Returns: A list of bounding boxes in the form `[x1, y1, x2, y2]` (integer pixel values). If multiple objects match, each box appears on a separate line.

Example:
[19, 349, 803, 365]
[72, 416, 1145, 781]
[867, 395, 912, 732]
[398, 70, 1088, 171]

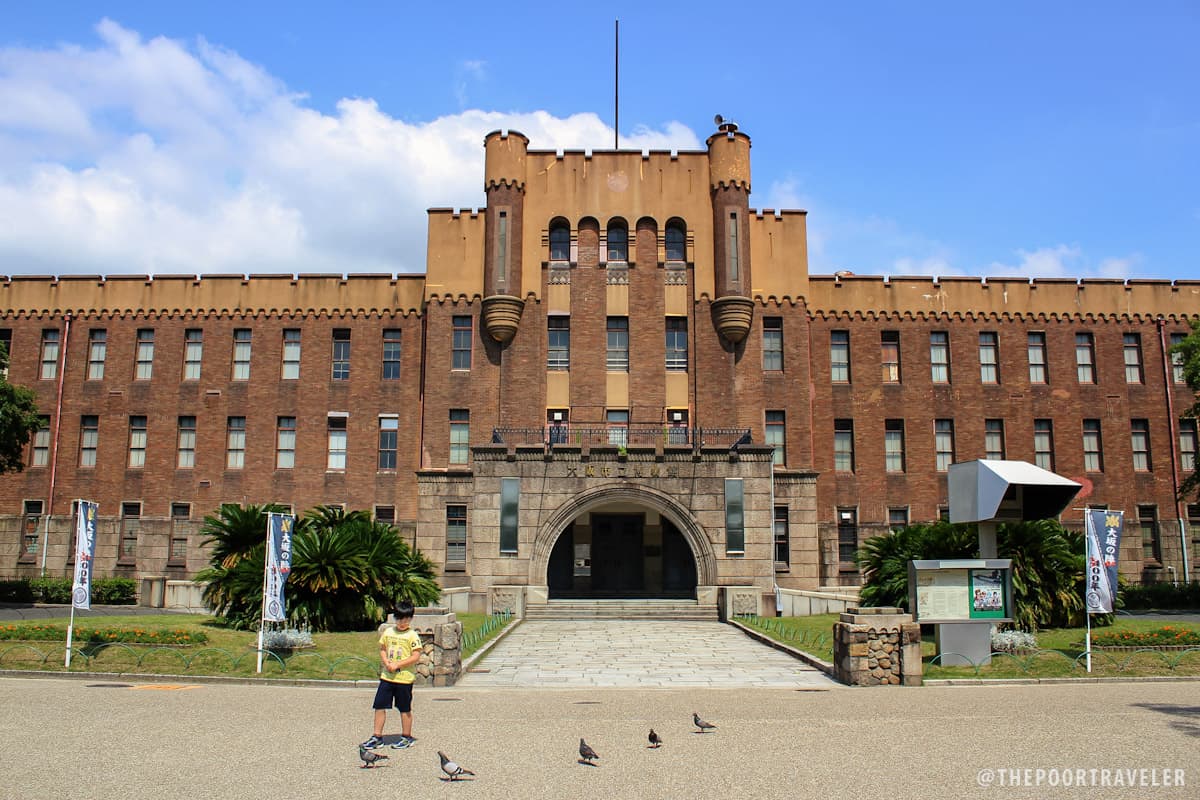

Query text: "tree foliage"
[0, 343, 42, 476]
[1170, 319, 1200, 502]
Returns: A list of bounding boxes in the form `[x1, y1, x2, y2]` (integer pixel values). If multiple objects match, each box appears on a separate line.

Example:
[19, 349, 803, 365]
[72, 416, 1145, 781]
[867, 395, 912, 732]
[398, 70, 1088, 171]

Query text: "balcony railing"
[491, 425, 752, 450]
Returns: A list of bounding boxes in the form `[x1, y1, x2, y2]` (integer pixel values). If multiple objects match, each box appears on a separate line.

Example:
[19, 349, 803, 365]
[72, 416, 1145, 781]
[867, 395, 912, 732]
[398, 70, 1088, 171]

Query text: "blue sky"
[1, 2, 1197, 279]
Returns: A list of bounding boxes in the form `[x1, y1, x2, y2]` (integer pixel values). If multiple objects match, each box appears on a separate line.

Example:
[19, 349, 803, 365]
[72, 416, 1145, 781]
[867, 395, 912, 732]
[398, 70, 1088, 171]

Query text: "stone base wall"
[833, 607, 922, 687]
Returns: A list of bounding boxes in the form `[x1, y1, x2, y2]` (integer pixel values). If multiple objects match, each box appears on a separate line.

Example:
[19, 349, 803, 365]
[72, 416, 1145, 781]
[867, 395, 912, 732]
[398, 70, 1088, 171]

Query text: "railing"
[492, 425, 752, 449]
[461, 610, 513, 657]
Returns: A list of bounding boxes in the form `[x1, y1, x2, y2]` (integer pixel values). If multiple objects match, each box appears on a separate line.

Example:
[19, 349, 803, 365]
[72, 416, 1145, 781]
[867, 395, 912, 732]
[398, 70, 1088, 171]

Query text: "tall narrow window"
[1139, 505, 1161, 563]
[665, 318, 688, 371]
[381, 329, 402, 380]
[500, 477, 520, 554]
[276, 416, 296, 469]
[0, 329, 11, 378]
[837, 508, 858, 564]
[727, 212, 740, 281]
[1082, 419, 1103, 472]
[1131, 419, 1151, 471]
[765, 410, 786, 466]
[327, 415, 347, 470]
[549, 220, 571, 262]
[183, 329, 203, 380]
[607, 219, 628, 262]
[1170, 333, 1187, 384]
[889, 507, 910, 531]
[1034, 419, 1054, 471]
[1190, 505, 1200, 581]
[935, 419, 955, 472]
[496, 210, 508, 281]
[177, 416, 196, 469]
[21, 500, 42, 559]
[1179, 418, 1197, 472]
[231, 328, 252, 380]
[834, 419, 854, 472]
[1076, 333, 1096, 383]
[80, 415, 99, 468]
[118, 502, 141, 564]
[449, 409, 469, 464]
[226, 416, 246, 469]
[762, 317, 783, 371]
[881, 331, 901, 383]
[665, 220, 686, 262]
[984, 419, 1005, 460]
[1123, 333, 1144, 384]
[378, 416, 398, 470]
[606, 410, 629, 447]
[1027, 332, 1047, 384]
[979, 332, 999, 384]
[40, 329, 59, 380]
[774, 506, 790, 566]
[667, 409, 689, 445]
[87, 330, 106, 380]
[452, 315, 472, 370]
[135, 329, 155, 380]
[127, 415, 147, 468]
[725, 478, 745, 554]
[548, 409, 569, 444]
[281, 329, 301, 380]
[830, 330, 850, 383]
[31, 416, 50, 467]
[446, 505, 467, 568]
[606, 317, 629, 372]
[168, 503, 190, 567]
[547, 317, 570, 371]
[930, 331, 950, 383]
[331, 329, 351, 381]
[885, 419, 906, 473]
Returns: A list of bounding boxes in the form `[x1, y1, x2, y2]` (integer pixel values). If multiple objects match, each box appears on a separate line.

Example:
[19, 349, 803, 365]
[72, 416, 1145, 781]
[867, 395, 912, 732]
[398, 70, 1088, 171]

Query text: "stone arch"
[530, 483, 717, 587]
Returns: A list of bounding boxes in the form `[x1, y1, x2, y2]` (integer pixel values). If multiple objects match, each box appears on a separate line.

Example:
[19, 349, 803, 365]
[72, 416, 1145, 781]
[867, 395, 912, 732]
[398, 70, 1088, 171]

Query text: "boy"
[361, 602, 422, 750]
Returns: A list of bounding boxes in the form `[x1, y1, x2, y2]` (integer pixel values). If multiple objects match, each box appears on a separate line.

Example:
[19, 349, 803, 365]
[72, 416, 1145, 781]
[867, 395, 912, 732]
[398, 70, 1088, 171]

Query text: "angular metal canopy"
[949, 459, 1082, 524]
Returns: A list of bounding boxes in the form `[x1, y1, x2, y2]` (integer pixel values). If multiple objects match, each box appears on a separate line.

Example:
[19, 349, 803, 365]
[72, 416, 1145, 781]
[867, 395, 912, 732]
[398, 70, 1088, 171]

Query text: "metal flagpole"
[256, 511, 270, 674]
[1084, 506, 1092, 673]
[64, 499, 79, 669]
[613, 19, 619, 150]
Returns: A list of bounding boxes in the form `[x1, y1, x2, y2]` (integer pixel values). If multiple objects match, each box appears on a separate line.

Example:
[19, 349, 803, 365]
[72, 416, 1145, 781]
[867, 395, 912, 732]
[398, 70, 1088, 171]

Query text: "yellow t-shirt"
[379, 625, 422, 684]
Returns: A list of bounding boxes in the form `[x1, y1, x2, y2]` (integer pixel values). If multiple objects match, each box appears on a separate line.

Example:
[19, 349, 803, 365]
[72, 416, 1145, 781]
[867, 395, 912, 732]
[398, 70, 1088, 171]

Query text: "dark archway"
[547, 512, 698, 599]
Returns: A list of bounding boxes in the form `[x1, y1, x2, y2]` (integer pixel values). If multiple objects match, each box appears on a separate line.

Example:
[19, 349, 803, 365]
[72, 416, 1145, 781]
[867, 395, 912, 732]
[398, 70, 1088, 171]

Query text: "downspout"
[41, 312, 71, 576]
[1158, 318, 1188, 582]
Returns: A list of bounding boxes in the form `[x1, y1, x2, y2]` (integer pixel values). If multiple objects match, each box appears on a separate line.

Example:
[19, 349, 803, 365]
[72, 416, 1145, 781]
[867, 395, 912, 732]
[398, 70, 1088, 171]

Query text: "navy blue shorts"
[372, 680, 414, 712]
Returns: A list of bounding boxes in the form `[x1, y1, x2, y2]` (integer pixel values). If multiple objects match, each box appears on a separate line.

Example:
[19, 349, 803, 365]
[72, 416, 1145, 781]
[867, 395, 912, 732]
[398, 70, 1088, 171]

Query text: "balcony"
[491, 424, 751, 451]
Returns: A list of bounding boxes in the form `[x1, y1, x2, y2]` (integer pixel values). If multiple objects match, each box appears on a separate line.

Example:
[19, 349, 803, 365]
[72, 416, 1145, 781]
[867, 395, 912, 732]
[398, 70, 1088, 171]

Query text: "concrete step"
[524, 599, 719, 621]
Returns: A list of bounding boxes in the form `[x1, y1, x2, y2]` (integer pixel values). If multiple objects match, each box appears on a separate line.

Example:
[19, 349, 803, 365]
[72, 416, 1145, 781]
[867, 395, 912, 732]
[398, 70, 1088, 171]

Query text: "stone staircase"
[523, 598, 719, 621]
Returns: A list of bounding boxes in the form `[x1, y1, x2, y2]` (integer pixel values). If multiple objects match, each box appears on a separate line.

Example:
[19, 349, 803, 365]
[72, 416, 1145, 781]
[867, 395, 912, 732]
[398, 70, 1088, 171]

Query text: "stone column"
[832, 607, 922, 686]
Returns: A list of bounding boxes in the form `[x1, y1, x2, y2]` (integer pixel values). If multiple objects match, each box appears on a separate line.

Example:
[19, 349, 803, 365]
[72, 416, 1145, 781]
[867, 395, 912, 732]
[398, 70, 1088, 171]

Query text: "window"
[226, 416, 246, 469]
[1171, 333, 1187, 384]
[665, 220, 686, 262]
[774, 506, 790, 566]
[979, 332, 999, 383]
[135, 329, 155, 380]
[39, 329, 59, 380]
[607, 317, 629, 372]
[1027, 332, 1047, 384]
[87, 330, 106, 380]
[1131, 419, 1151, 471]
[725, 478, 745, 554]
[375, 506, 395, 525]
[1076, 333, 1096, 383]
[762, 317, 783, 371]
[452, 316, 472, 370]
[665, 318, 688, 371]
[885, 419, 905, 473]
[830, 331, 850, 382]
[765, 411, 786, 466]
[606, 409, 629, 447]
[1034, 419, 1055, 471]
[183, 329, 203, 380]
[667, 409, 689, 445]
[930, 331, 950, 383]
[446, 505, 467, 568]
[327, 415, 348, 470]
[889, 507, 910, 531]
[935, 419, 955, 472]
[331, 329, 351, 381]
[229, 329, 251, 380]
[276, 416, 296, 469]
[496, 210, 509, 282]
[449, 409, 469, 464]
[79, 415, 99, 468]
[881, 331, 901, 383]
[281, 329, 301, 380]
[607, 219, 628, 262]
[22, 500, 43, 559]
[177, 416, 196, 469]
[985, 419, 1005, 460]
[119, 502, 141, 564]
[31, 416, 50, 467]
[1191, 504, 1200, 581]
[169, 503, 190, 566]
[1083, 419, 1103, 472]
[127, 415, 147, 468]
[726, 211, 740, 282]
[1123, 333, 1144, 384]
[1139, 505, 1161, 563]
[382, 329, 402, 380]
[548, 409, 569, 445]
[500, 477, 520, 554]
[378, 416, 398, 470]
[547, 316, 570, 371]
[837, 508, 858, 564]
[549, 220, 571, 262]
[0, 329, 11, 378]
[833, 419, 854, 472]
[1181, 418, 1198, 472]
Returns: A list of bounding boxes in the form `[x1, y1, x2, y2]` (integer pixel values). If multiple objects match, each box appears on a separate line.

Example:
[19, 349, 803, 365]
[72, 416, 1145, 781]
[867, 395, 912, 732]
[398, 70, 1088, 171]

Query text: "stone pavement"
[460, 619, 837, 688]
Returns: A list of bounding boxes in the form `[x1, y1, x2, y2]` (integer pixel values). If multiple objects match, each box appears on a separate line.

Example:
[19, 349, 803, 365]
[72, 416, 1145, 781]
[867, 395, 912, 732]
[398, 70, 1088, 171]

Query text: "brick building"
[1, 120, 1196, 615]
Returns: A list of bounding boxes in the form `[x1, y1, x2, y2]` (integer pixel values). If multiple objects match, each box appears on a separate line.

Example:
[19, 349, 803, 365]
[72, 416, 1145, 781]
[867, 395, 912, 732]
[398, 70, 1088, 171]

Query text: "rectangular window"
[606, 317, 629, 372]
[231, 328, 252, 381]
[80, 415, 98, 468]
[449, 409, 469, 464]
[177, 416, 196, 469]
[830, 330, 850, 383]
[452, 315, 472, 370]
[837, 508, 858, 564]
[378, 416, 398, 470]
[331, 329, 351, 381]
[606, 409, 629, 447]
[327, 415, 347, 470]
[499, 477, 519, 554]
[276, 416, 296, 469]
[374, 506, 395, 525]
[1180, 418, 1198, 473]
[1131, 419, 1151, 471]
[30, 416, 50, 468]
[985, 419, 1006, 460]
[1027, 332, 1047, 384]
[881, 331, 901, 383]
[774, 506, 789, 566]
[548, 409, 569, 445]
[979, 331, 999, 384]
[665, 317, 688, 371]
[725, 478, 745, 554]
[834, 418, 854, 472]
[935, 419, 955, 472]
[547, 316, 570, 371]
[1076, 333, 1096, 383]
[168, 503, 190, 566]
[885, 419, 906, 473]
[765, 410, 786, 466]
[87, 329, 106, 380]
[1139, 505, 1161, 563]
[1171, 333, 1187, 384]
[497, 210, 509, 280]
[889, 507, 910, 531]
[1123, 333, 1144, 384]
[1083, 419, 1103, 472]
[1034, 419, 1054, 471]
[0, 329, 11, 378]
[226, 416, 246, 469]
[22, 500, 43, 559]
[128, 415, 147, 469]
[763, 317, 783, 371]
[135, 329, 155, 380]
[381, 329, 402, 380]
[281, 329, 301, 380]
[727, 212, 740, 282]
[666, 409, 689, 445]
[1190, 504, 1200, 581]
[446, 505, 467, 568]
[183, 329, 203, 381]
[118, 502, 141, 564]
[930, 331, 950, 383]
[40, 329, 59, 380]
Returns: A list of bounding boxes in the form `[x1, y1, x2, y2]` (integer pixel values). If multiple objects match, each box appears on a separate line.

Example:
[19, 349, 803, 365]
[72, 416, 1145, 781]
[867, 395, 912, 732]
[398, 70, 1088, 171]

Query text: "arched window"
[549, 220, 570, 262]
[665, 220, 686, 262]
[607, 219, 628, 263]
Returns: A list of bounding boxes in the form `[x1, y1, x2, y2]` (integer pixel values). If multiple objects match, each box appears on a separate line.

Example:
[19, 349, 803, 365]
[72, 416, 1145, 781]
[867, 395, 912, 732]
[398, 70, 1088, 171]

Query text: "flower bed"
[0, 623, 206, 646]
[1087, 625, 1200, 648]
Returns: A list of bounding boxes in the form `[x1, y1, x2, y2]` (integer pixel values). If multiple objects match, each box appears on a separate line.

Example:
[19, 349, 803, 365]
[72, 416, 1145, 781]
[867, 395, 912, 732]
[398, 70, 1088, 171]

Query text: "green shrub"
[92, 577, 137, 604]
[1119, 581, 1200, 610]
[0, 623, 207, 645]
[0, 580, 34, 602]
[28, 577, 72, 603]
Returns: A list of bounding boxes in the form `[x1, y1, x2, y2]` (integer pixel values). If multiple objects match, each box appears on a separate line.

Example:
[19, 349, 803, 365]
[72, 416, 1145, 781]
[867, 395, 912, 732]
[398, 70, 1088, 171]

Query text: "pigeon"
[693, 712, 717, 733]
[438, 751, 475, 781]
[359, 745, 389, 768]
[648, 729, 663, 748]
[579, 738, 600, 765]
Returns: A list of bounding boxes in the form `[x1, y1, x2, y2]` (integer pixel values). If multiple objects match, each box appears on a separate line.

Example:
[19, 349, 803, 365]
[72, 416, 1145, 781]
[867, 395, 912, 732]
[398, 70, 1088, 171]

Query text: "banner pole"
[65, 499, 80, 669]
[65, 604, 76, 669]
[1084, 506, 1092, 673]
[257, 512, 270, 674]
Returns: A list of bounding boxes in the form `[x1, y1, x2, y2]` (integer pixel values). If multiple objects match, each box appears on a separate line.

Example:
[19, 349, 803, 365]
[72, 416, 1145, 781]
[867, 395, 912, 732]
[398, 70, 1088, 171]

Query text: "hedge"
[0, 577, 137, 605]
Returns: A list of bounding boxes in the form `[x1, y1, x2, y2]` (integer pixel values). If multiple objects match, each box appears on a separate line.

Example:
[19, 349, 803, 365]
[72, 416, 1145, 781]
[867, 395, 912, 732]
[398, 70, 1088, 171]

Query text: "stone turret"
[706, 120, 754, 343]
[481, 130, 529, 344]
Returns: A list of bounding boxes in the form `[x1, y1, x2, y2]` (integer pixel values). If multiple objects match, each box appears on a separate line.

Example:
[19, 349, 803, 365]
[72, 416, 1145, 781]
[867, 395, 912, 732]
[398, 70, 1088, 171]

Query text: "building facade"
[1, 121, 1197, 614]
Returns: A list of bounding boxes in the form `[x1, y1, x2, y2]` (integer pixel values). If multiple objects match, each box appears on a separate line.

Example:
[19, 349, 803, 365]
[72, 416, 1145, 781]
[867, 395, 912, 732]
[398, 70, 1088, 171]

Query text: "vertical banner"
[263, 513, 294, 622]
[1085, 509, 1124, 614]
[71, 501, 99, 610]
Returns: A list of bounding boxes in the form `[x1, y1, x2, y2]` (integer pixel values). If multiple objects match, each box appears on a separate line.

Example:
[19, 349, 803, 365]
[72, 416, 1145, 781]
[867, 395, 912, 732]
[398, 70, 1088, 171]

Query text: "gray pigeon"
[438, 751, 475, 781]
[359, 745, 389, 768]
[579, 738, 600, 764]
[693, 712, 717, 733]
[648, 729, 663, 748]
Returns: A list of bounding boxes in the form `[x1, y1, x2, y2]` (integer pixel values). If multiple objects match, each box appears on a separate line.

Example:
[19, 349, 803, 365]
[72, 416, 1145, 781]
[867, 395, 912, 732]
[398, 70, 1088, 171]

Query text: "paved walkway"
[460, 619, 837, 688]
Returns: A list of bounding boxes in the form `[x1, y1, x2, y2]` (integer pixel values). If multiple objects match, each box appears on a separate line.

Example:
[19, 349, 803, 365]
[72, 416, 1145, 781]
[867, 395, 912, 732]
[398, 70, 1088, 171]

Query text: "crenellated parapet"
[705, 126, 752, 193]
[483, 129, 529, 191]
